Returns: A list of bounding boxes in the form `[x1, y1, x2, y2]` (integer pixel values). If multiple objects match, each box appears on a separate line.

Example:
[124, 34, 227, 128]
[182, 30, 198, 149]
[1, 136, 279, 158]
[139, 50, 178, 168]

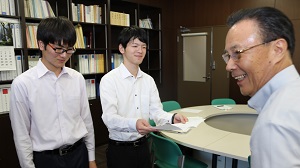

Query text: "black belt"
[34, 138, 83, 156]
[109, 135, 148, 147]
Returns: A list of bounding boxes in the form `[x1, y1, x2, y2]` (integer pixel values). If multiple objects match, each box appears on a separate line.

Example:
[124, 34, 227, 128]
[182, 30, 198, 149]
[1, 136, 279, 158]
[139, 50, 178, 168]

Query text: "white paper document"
[213, 105, 232, 110]
[180, 108, 202, 113]
[153, 116, 205, 133]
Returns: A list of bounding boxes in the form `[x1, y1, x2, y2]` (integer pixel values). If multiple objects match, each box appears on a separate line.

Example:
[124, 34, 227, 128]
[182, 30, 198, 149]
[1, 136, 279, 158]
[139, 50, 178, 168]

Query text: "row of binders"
[26, 24, 91, 49]
[71, 3, 102, 24]
[76, 54, 105, 74]
[24, 0, 55, 18]
[0, 0, 16, 16]
[26, 23, 38, 48]
[110, 11, 130, 26]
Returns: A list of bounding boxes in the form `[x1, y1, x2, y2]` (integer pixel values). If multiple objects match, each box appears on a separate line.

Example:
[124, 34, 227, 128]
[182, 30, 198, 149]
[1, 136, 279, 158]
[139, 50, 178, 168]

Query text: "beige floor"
[95, 144, 108, 168]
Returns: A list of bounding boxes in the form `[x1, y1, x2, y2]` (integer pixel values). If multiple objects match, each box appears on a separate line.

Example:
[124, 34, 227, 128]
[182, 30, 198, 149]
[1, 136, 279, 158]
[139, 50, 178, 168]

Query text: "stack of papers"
[153, 117, 205, 133]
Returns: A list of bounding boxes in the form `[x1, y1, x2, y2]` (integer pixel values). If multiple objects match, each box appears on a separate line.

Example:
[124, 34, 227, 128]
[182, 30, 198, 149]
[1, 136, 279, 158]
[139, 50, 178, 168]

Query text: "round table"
[160, 104, 257, 164]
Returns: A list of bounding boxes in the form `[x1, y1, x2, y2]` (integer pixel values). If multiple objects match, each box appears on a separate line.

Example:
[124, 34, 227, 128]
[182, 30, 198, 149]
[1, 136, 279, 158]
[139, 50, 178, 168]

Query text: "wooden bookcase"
[0, 0, 162, 166]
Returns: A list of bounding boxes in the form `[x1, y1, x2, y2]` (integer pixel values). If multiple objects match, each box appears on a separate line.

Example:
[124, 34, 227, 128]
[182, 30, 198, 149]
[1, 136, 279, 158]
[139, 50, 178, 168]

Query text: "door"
[177, 27, 213, 107]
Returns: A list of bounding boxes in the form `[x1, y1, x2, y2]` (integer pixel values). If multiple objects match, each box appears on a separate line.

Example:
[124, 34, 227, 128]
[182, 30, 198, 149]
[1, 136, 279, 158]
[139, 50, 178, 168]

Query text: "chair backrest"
[211, 98, 236, 105]
[162, 101, 181, 112]
[149, 101, 181, 126]
[150, 132, 183, 167]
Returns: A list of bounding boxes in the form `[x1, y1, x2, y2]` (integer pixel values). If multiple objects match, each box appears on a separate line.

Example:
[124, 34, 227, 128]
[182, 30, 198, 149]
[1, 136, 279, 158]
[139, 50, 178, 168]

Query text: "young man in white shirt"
[100, 26, 188, 168]
[10, 16, 97, 168]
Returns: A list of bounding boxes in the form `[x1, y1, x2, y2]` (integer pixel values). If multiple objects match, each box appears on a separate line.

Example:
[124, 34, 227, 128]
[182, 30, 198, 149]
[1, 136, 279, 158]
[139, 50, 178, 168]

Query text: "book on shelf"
[139, 18, 153, 29]
[75, 54, 104, 74]
[15, 55, 22, 76]
[72, 3, 102, 23]
[74, 24, 85, 49]
[24, 0, 55, 18]
[83, 30, 92, 49]
[85, 79, 96, 99]
[111, 53, 123, 69]
[88, 54, 96, 73]
[0, 0, 15, 16]
[0, 84, 11, 114]
[26, 23, 38, 48]
[110, 11, 130, 26]
[96, 54, 104, 73]
[12, 23, 22, 48]
[28, 55, 39, 68]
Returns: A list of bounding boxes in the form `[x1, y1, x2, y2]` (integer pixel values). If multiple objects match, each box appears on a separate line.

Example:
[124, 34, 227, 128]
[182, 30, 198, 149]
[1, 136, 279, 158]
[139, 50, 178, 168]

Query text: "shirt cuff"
[129, 118, 139, 131]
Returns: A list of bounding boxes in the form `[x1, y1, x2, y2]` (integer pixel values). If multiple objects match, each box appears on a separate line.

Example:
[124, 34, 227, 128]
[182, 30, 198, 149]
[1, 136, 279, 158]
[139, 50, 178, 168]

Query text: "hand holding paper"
[153, 117, 205, 133]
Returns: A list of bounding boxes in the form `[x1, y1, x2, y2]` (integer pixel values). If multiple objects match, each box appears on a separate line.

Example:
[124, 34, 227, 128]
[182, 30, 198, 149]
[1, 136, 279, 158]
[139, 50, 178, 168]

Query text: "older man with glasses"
[223, 7, 300, 168]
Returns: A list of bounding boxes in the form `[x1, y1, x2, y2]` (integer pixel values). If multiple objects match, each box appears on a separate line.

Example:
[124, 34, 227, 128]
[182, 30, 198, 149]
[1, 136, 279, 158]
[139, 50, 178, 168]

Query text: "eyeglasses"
[47, 43, 76, 54]
[222, 40, 275, 64]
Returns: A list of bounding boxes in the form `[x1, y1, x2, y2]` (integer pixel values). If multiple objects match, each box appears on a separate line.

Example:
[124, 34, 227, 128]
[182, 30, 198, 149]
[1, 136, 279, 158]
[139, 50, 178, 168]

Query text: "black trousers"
[106, 140, 151, 168]
[33, 142, 89, 168]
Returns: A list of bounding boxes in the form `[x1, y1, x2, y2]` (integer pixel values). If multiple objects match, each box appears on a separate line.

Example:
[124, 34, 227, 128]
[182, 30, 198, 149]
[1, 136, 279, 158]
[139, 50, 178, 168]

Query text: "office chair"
[150, 132, 208, 168]
[149, 101, 181, 126]
[162, 100, 181, 112]
[211, 98, 236, 105]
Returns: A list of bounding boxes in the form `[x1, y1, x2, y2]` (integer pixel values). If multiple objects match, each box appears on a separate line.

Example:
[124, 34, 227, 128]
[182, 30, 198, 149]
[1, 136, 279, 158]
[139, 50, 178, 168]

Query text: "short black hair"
[227, 7, 295, 56]
[117, 25, 148, 49]
[37, 16, 76, 48]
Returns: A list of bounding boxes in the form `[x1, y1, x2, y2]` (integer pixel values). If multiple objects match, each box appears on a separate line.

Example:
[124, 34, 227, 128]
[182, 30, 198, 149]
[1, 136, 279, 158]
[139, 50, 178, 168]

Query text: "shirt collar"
[119, 63, 143, 79]
[36, 58, 69, 78]
[248, 65, 299, 112]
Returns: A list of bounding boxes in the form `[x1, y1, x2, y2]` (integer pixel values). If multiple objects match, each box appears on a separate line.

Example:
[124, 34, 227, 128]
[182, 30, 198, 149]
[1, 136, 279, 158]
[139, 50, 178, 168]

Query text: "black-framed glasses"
[222, 40, 276, 64]
[48, 43, 76, 54]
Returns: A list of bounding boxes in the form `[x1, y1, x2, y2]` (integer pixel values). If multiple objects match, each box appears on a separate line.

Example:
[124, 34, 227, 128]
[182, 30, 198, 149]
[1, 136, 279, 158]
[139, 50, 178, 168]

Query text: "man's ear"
[271, 38, 288, 63]
[119, 44, 125, 54]
[38, 41, 45, 51]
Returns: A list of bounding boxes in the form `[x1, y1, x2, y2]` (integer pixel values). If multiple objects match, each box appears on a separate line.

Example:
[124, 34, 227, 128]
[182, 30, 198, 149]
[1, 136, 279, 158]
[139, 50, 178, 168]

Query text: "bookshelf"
[0, 0, 162, 166]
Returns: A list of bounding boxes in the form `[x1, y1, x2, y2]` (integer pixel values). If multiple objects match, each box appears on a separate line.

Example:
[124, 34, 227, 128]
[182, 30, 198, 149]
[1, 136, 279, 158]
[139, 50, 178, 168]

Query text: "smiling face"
[119, 38, 147, 68]
[224, 19, 277, 97]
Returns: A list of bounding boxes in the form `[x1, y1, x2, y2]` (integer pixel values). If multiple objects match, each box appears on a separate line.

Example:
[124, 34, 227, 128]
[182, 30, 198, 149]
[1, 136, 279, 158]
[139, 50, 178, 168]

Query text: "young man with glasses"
[223, 7, 300, 167]
[9, 16, 97, 168]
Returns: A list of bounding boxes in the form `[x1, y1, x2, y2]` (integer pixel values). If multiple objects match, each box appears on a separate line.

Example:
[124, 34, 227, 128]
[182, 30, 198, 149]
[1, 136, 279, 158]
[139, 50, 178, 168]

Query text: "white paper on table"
[213, 105, 232, 110]
[180, 108, 202, 113]
[153, 123, 182, 131]
[153, 116, 205, 133]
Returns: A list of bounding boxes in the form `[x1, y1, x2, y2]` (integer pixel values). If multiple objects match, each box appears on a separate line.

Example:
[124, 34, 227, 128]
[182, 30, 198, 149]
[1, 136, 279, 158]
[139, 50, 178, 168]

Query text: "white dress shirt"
[248, 65, 300, 168]
[100, 63, 172, 141]
[9, 59, 95, 168]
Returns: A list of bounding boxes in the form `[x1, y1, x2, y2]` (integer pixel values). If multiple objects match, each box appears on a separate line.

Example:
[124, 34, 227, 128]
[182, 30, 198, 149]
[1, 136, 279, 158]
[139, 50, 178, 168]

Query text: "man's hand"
[89, 160, 97, 168]
[136, 119, 157, 135]
[173, 113, 188, 124]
